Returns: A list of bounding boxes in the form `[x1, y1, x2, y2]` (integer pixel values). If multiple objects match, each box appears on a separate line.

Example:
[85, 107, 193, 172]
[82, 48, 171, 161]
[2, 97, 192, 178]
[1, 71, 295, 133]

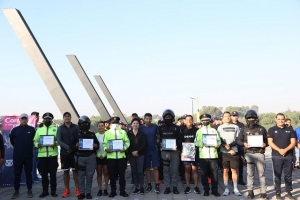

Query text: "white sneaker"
[233, 188, 241, 196]
[223, 188, 230, 196]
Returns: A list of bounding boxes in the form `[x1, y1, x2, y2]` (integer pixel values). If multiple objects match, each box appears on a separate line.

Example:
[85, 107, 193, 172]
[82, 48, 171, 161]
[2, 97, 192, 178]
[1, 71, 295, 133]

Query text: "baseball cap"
[231, 111, 238, 116]
[42, 112, 54, 120]
[19, 113, 28, 119]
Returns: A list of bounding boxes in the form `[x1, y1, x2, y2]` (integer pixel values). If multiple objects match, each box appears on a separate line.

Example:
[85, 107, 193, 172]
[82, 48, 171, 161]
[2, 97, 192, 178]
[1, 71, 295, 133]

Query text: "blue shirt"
[295, 126, 300, 154]
[139, 124, 159, 152]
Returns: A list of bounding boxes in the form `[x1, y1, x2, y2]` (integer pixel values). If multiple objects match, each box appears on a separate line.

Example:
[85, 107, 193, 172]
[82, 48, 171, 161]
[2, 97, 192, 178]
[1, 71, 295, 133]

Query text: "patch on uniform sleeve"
[53, 129, 56, 132]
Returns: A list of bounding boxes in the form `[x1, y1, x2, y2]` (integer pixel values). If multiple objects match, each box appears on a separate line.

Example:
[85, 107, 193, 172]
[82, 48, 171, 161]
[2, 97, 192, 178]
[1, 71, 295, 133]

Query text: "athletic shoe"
[39, 191, 49, 198]
[120, 191, 129, 197]
[173, 187, 179, 194]
[62, 189, 70, 198]
[132, 188, 140, 195]
[184, 186, 191, 194]
[164, 187, 171, 194]
[97, 190, 102, 196]
[75, 188, 80, 197]
[285, 192, 295, 200]
[11, 191, 19, 199]
[259, 193, 269, 199]
[86, 193, 92, 199]
[140, 187, 145, 195]
[204, 190, 209, 196]
[194, 186, 201, 194]
[146, 184, 152, 192]
[78, 193, 85, 200]
[275, 192, 281, 200]
[223, 188, 230, 196]
[212, 191, 221, 196]
[154, 184, 160, 193]
[233, 188, 241, 196]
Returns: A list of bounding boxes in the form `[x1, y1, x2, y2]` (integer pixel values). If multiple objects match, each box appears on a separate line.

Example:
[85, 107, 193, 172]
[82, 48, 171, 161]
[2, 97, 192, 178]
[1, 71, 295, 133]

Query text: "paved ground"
[1, 147, 300, 200]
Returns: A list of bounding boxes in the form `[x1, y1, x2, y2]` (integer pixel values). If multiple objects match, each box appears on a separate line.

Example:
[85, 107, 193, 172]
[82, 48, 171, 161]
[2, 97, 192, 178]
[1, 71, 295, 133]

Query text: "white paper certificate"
[162, 139, 176, 150]
[40, 135, 54, 146]
[247, 135, 263, 147]
[79, 138, 94, 150]
[203, 134, 217, 146]
[109, 139, 124, 151]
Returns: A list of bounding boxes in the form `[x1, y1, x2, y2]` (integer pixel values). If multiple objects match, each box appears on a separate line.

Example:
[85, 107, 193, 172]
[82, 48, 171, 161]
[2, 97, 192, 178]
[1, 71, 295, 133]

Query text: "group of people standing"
[4, 108, 299, 200]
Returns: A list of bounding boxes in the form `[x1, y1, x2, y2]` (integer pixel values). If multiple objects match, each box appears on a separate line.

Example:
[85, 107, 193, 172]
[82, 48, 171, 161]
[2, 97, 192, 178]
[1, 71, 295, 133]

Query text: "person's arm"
[56, 127, 70, 150]
[0, 133, 5, 159]
[9, 128, 15, 147]
[123, 130, 130, 151]
[237, 127, 244, 146]
[194, 129, 203, 148]
[176, 127, 182, 151]
[261, 127, 268, 148]
[283, 138, 296, 153]
[137, 132, 146, 155]
[229, 126, 240, 148]
[267, 138, 281, 152]
[33, 129, 41, 148]
[93, 134, 99, 150]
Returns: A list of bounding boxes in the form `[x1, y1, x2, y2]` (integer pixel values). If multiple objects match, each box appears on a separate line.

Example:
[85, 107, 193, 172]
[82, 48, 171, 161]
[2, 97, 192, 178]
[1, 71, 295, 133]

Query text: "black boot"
[247, 190, 254, 199]
[39, 191, 49, 198]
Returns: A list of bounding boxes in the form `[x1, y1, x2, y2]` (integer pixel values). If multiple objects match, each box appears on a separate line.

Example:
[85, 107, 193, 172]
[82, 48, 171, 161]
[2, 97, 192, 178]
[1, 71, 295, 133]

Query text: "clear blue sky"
[1, 0, 299, 119]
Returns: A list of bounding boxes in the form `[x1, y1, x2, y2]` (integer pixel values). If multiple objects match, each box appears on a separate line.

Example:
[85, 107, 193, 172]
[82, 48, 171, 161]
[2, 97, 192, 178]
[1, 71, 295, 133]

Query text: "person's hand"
[105, 149, 111, 153]
[38, 143, 42, 148]
[214, 144, 219, 148]
[0, 158, 4, 165]
[262, 143, 267, 148]
[100, 156, 104, 159]
[93, 144, 98, 149]
[224, 144, 230, 150]
[132, 151, 138, 156]
[120, 149, 125, 153]
[201, 142, 204, 147]
[76, 143, 79, 148]
[244, 143, 250, 148]
[279, 149, 286, 156]
[229, 150, 236, 156]
[50, 144, 55, 147]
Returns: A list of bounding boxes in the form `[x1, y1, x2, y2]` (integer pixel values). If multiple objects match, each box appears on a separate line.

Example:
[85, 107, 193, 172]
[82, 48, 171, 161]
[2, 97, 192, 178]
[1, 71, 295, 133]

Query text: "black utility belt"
[75, 152, 94, 157]
[245, 149, 265, 154]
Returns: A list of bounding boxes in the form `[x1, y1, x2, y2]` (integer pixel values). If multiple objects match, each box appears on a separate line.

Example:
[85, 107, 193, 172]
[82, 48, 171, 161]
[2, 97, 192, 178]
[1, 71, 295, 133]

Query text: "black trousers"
[13, 158, 33, 191]
[272, 156, 293, 193]
[38, 156, 58, 192]
[237, 145, 244, 179]
[199, 159, 218, 192]
[107, 158, 127, 192]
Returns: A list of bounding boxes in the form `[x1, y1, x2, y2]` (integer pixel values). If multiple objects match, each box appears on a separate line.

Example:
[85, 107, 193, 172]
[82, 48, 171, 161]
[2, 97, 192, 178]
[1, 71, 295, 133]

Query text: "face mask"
[110, 124, 119, 129]
[44, 121, 52, 127]
[164, 118, 173, 124]
[80, 124, 90, 131]
[202, 121, 210, 126]
[247, 119, 256, 127]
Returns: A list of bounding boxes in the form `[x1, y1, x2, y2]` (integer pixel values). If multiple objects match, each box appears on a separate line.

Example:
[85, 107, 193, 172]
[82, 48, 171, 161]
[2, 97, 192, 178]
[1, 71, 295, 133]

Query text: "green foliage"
[198, 106, 222, 117]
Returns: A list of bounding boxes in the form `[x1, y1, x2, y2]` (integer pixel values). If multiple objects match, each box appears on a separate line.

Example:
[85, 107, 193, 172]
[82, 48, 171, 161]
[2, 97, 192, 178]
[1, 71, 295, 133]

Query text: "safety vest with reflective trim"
[102, 128, 130, 159]
[34, 125, 58, 157]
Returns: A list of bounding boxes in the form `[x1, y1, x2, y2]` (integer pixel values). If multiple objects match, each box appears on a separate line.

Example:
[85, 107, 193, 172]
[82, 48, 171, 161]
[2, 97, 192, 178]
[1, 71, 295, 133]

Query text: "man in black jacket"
[9, 113, 36, 199]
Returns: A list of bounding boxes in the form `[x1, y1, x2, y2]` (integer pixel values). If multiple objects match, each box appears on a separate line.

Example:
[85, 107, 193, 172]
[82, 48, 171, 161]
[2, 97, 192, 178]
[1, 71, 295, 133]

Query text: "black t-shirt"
[267, 125, 296, 157]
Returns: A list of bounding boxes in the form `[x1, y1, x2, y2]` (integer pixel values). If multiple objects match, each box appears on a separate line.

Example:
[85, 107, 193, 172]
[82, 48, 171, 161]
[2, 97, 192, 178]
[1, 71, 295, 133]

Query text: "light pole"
[189, 97, 196, 117]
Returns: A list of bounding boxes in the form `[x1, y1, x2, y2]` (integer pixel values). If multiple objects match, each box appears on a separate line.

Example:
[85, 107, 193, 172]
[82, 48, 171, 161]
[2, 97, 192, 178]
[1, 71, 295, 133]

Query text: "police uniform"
[102, 117, 130, 197]
[33, 112, 59, 198]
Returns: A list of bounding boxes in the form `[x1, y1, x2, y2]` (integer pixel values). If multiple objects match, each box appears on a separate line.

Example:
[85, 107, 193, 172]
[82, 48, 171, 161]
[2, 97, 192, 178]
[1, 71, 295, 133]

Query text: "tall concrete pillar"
[66, 55, 111, 120]
[3, 8, 79, 123]
[94, 76, 127, 124]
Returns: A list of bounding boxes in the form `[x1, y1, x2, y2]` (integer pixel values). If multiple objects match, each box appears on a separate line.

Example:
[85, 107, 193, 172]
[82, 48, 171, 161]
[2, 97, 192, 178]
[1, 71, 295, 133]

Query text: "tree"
[198, 106, 222, 117]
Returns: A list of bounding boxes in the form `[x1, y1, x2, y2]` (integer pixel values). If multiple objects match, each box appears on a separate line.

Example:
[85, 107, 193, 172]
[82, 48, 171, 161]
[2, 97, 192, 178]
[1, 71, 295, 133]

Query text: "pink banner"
[2, 115, 36, 130]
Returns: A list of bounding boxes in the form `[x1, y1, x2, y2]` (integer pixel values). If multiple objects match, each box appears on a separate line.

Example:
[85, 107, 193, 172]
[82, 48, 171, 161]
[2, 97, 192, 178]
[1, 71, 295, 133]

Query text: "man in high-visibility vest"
[103, 116, 130, 197]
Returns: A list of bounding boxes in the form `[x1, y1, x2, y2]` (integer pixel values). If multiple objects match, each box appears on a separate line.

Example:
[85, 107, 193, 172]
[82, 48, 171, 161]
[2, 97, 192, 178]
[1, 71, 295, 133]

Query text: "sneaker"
[51, 191, 58, 197]
[97, 190, 102, 196]
[146, 184, 152, 192]
[173, 187, 179, 194]
[109, 191, 116, 197]
[184, 186, 191, 194]
[27, 190, 33, 198]
[103, 189, 108, 196]
[140, 187, 145, 195]
[233, 188, 241, 196]
[164, 187, 171, 194]
[259, 193, 269, 199]
[194, 186, 201, 194]
[223, 188, 230, 196]
[62, 189, 71, 198]
[39, 191, 49, 198]
[204, 190, 209, 196]
[275, 192, 281, 200]
[285, 192, 295, 200]
[154, 184, 160, 193]
[11, 191, 19, 199]
[78, 193, 85, 200]
[247, 190, 254, 199]
[132, 188, 140, 195]
[212, 191, 221, 196]
[86, 193, 92, 199]
[75, 188, 80, 197]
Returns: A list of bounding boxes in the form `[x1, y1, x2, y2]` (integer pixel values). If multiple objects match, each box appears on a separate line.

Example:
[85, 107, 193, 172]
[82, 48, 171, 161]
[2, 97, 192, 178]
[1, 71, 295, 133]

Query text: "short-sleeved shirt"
[267, 125, 296, 157]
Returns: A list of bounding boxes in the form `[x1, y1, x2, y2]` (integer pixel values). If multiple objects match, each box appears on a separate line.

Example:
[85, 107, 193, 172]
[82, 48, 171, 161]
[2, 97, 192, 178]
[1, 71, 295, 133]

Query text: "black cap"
[31, 111, 39, 116]
[42, 112, 54, 120]
[231, 111, 238, 116]
[63, 112, 71, 117]
[200, 114, 211, 121]
[109, 116, 120, 124]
